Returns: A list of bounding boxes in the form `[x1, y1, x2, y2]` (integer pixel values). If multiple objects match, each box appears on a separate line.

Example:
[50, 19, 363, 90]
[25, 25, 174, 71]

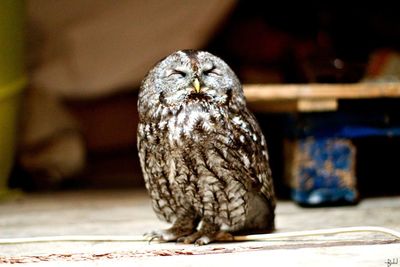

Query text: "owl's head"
[139, 50, 246, 115]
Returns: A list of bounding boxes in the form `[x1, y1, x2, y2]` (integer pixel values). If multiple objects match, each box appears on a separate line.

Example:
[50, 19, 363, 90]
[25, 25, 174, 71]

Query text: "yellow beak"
[193, 78, 201, 93]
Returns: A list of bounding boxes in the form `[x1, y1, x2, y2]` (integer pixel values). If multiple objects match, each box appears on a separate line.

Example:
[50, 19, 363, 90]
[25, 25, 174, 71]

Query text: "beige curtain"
[27, 0, 236, 98]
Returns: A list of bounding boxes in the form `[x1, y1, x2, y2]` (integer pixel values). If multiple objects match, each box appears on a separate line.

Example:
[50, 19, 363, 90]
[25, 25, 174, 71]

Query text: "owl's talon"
[147, 235, 158, 244]
[177, 231, 202, 244]
[195, 236, 212, 246]
[143, 231, 164, 243]
[144, 227, 196, 243]
[177, 230, 233, 245]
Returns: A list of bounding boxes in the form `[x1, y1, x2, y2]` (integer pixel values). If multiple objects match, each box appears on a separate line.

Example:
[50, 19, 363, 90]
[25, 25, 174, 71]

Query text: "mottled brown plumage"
[137, 50, 275, 245]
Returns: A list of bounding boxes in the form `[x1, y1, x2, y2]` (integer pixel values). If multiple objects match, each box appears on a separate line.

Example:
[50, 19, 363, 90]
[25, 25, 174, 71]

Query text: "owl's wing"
[229, 109, 275, 203]
[137, 122, 178, 223]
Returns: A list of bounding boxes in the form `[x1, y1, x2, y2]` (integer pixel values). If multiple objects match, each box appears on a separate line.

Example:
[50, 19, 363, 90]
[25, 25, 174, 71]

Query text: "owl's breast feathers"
[138, 102, 274, 228]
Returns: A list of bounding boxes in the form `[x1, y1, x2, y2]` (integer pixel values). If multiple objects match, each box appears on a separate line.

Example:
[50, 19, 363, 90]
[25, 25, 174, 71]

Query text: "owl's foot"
[145, 227, 195, 243]
[145, 214, 199, 242]
[177, 230, 233, 245]
[177, 220, 234, 245]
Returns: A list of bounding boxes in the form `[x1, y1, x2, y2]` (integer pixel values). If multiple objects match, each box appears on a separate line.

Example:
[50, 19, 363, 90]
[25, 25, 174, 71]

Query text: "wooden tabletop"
[244, 82, 400, 112]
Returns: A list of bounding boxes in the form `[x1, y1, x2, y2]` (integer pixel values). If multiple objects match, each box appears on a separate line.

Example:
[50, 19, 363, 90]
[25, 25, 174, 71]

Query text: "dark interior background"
[10, 1, 400, 199]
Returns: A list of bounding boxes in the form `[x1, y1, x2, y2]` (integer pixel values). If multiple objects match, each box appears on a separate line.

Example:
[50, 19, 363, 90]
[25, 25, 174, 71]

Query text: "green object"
[0, 0, 26, 195]
[0, 0, 25, 85]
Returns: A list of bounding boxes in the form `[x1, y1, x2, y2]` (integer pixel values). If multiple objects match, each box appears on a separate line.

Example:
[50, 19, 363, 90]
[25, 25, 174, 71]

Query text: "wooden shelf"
[243, 82, 400, 112]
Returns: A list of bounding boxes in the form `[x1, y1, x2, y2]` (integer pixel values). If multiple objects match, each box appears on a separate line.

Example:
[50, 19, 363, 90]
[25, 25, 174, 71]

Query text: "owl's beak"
[193, 78, 201, 93]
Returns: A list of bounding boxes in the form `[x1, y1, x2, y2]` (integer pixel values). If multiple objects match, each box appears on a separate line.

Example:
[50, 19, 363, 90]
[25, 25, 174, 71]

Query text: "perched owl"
[137, 50, 275, 245]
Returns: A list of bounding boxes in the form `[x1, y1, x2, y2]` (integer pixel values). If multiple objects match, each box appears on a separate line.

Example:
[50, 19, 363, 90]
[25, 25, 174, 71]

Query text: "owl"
[137, 50, 275, 245]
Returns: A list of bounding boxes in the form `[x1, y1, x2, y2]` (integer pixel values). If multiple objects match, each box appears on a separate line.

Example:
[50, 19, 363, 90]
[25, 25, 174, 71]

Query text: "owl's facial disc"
[153, 50, 242, 108]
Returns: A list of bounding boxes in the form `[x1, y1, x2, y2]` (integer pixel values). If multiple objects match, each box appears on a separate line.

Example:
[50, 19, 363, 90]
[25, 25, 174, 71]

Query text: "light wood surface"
[0, 190, 399, 266]
[243, 82, 400, 112]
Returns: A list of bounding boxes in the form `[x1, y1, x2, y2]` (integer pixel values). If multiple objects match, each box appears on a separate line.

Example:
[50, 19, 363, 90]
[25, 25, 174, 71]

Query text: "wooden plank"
[297, 99, 338, 112]
[243, 82, 400, 112]
[247, 100, 301, 113]
[248, 99, 338, 112]
[243, 82, 400, 101]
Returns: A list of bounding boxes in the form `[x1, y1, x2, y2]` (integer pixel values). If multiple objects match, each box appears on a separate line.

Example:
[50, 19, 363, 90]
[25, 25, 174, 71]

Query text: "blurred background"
[3, 0, 400, 200]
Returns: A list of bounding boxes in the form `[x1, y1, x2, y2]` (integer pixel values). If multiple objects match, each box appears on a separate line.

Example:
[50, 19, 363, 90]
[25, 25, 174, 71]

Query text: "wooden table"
[243, 82, 400, 205]
[244, 82, 400, 112]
